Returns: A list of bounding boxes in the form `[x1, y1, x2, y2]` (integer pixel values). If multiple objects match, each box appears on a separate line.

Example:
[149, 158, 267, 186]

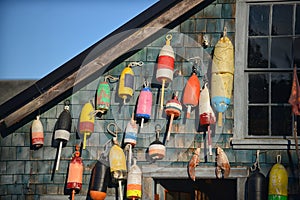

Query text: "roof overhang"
[0, 0, 215, 137]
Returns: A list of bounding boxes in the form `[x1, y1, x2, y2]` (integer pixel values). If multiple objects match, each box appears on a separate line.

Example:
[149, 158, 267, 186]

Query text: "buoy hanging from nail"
[79, 102, 95, 149]
[124, 113, 138, 167]
[165, 92, 182, 141]
[67, 145, 83, 200]
[126, 158, 142, 200]
[148, 124, 165, 161]
[211, 27, 234, 127]
[156, 34, 175, 110]
[54, 100, 72, 171]
[118, 62, 143, 104]
[183, 65, 201, 118]
[95, 75, 118, 115]
[136, 80, 152, 128]
[31, 115, 44, 149]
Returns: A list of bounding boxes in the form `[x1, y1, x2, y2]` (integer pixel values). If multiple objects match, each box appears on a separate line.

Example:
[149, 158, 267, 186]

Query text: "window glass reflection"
[272, 5, 293, 35]
[270, 37, 292, 68]
[248, 106, 269, 136]
[249, 74, 269, 103]
[248, 38, 268, 68]
[271, 106, 292, 136]
[249, 5, 269, 36]
[271, 73, 291, 103]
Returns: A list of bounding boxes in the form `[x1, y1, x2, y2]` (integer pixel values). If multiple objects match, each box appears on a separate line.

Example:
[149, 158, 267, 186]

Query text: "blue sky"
[0, 0, 158, 80]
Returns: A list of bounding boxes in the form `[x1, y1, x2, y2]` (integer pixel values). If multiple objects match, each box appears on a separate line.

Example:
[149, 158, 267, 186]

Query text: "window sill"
[231, 138, 299, 150]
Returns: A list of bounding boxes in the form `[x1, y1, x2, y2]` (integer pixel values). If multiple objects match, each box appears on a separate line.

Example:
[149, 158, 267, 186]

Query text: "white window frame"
[232, 0, 300, 149]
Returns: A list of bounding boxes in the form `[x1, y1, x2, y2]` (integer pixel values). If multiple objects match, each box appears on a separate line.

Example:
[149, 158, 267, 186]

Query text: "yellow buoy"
[79, 102, 95, 149]
[268, 155, 288, 200]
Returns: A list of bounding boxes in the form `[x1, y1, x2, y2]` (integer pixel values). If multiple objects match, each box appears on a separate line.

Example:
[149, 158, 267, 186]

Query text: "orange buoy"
[165, 92, 182, 141]
[31, 115, 44, 149]
[183, 66, 201, 118]
[67, 145, 83, 200]
[79, 102, 95, 149]
[156, 34, 175, 110]
[54, 100, 72, 171]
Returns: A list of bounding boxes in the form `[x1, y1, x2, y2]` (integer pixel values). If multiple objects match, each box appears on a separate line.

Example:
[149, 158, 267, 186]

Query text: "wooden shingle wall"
[1, 0, 299, 199]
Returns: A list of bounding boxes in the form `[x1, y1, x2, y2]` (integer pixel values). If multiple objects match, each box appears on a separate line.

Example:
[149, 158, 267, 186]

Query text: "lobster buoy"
[127, 158, 142, 200]
[95, 75, 119, 115]
[136, 81, 152, 128]
[247, 169, 267, 200]
[89, 160, 110, 200]
[79, 102, 95, 149]
[109, 137, 127, 200]
[124, 114, 138, 167]
[31, 115, 44, 149]
[54, 100, 72, 171]
[148, 124, 165, 160]
[118, 64, 135, 104]
[156, 34, 175, 110]
[199, 83, 216, 155]
[183, 66, 201, 118]
[165, 92, 182, 141]
[211, 27, 234, 127]
[67, 145, 83, 200]
[268, 155, 288, 200]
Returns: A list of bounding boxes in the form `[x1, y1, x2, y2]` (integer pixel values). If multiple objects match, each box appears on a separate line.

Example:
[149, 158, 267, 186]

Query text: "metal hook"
[250, 150, 261, 171]
[106, 122, 119, 137]
[129, 61, 144, 67]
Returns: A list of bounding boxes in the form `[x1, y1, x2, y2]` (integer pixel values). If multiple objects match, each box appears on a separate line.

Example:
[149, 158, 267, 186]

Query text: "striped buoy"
[156, 34, 175, 110]
[31, 115, 44, 149]
[127, 158, 142, 200]
[54, 100, 72, 171]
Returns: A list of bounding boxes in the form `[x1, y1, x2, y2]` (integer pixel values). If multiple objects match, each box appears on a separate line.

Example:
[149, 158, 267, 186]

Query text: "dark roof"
[0, 0, 214, 137]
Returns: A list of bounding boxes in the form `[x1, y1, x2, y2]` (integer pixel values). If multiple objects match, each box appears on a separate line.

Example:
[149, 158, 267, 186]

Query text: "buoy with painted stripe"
[54, 100, 72, 171]
[31, 115, 44, 149]
[79, 102, 95, 149]
[67, 145, 83, 200]
[148, 124, 165, 160]
[165, 92, 182, 141]
[127, 158, 142, 200]
[136, 81, 152, 128]
[89, 160, 110, 200]
[156, 34, 175, 110]
[211, 27, 234, 126]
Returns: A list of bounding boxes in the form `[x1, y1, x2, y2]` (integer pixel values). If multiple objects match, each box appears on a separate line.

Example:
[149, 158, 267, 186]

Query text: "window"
[233, 0, 300, 149]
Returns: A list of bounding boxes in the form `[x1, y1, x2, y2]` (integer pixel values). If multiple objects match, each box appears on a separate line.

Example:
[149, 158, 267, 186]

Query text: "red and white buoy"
[67, 145, 83, 200]
[165, 92, 182, 141]
[199, 83, 216, 155]
[156, 34, 175, 110]
[31, 115, 44, 149]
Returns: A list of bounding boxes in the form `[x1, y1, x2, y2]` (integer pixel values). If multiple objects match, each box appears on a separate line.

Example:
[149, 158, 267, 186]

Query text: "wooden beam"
[0, 0, 209, 134]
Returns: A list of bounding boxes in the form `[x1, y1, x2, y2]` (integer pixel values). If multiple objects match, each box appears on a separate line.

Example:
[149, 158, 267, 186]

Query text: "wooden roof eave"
[0, 0, 214, 137]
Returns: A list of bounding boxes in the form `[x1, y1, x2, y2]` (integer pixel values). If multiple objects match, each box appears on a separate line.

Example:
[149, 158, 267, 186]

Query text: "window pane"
[249, 5, 269, 36]
[272, 5, 293, 35]
[271, 106, 292, 136]
[296, 5, 300, 34]
[248, 106, 269, 136]
[271, 73, 292, 103]
[248, 38, 268, 68]
[295, 37, 300, 66]
[249, 74, 269, 103]
[270, 37, 293, 68]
